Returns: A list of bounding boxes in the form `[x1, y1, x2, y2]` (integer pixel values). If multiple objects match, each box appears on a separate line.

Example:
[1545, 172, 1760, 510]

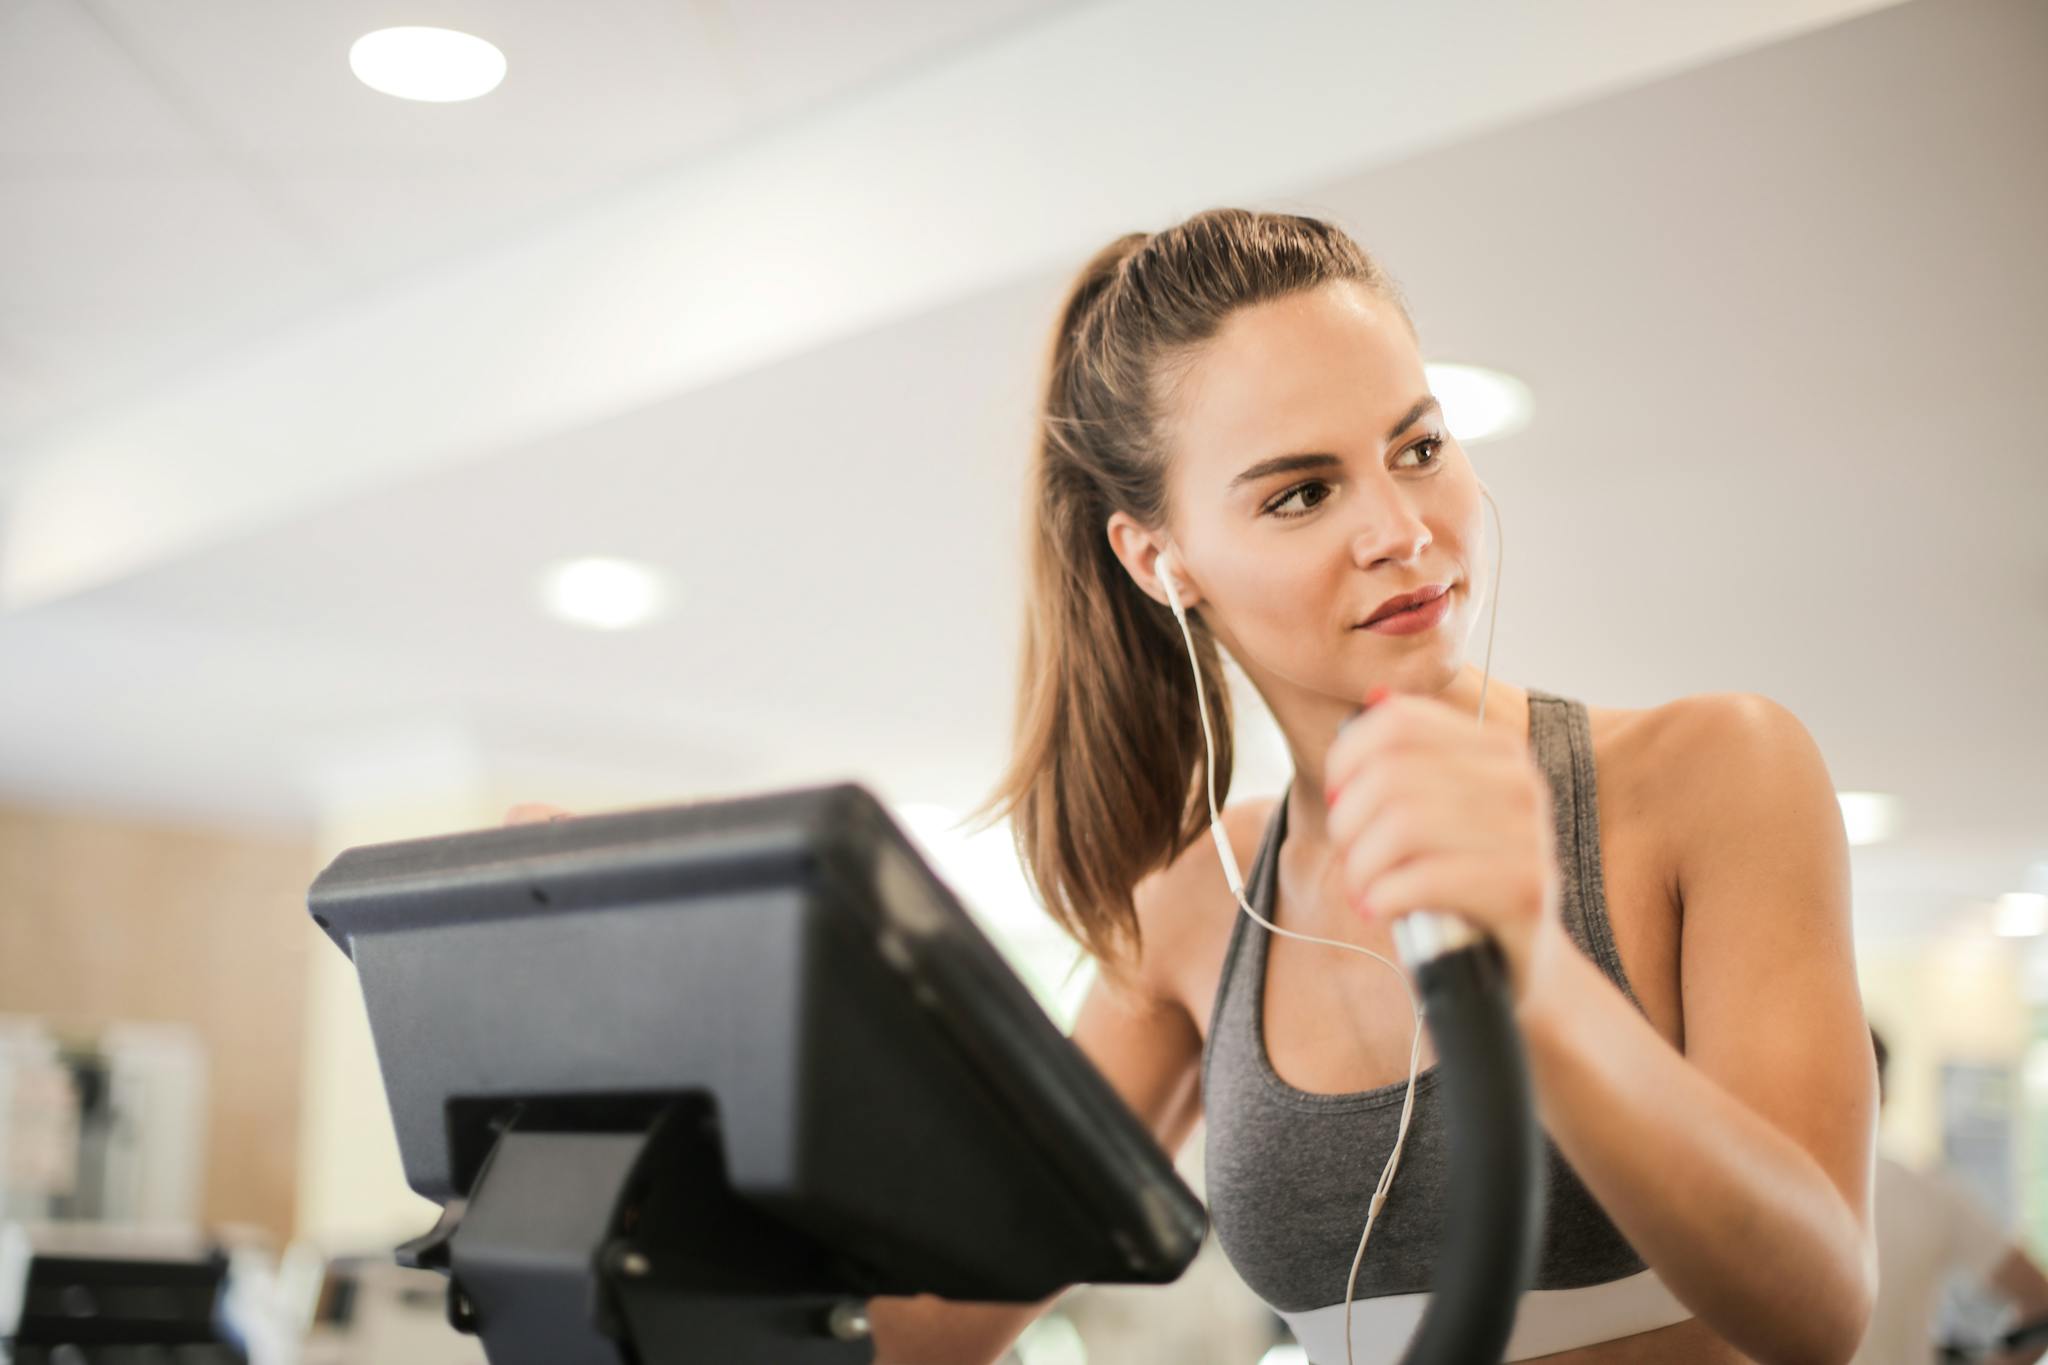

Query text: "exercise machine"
[308, 782, 1541, 1363]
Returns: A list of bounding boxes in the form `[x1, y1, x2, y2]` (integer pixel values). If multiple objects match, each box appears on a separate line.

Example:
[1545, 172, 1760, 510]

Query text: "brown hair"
[966, 207, 1409, 989]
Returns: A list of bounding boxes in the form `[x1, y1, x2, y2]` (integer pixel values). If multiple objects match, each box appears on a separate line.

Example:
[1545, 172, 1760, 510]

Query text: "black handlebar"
[1397, 935, 1545, 1364]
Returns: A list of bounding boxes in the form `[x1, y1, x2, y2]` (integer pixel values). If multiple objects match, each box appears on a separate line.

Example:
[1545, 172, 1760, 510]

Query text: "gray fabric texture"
[1199, 687, 1652, 1313]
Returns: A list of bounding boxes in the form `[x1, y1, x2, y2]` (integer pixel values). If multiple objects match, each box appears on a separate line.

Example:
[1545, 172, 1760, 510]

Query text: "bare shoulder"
[1652, 690, 1837, 851]
[1126, 794, 1281, 1021]
[1613, 690, 1820, 786]
[1580, 692, 1687, 764]
[1586, 691, 1824, 887]
[1575, 695, 1676, 831]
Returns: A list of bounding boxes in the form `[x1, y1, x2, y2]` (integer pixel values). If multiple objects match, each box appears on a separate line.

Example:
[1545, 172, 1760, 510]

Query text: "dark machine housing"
[308, 782, 1207, 1365]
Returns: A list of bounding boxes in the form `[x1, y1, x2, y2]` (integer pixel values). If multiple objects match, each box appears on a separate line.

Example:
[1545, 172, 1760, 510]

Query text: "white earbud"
[1157, 552, 1185, 616]
[1153, 550, 1242, 899]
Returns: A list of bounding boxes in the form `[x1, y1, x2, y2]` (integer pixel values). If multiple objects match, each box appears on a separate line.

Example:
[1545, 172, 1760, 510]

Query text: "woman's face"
[1140, 280, 1487, 714]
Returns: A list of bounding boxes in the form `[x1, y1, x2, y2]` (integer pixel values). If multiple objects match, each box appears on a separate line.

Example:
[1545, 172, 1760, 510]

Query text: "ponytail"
[967, 210, 1402, 988]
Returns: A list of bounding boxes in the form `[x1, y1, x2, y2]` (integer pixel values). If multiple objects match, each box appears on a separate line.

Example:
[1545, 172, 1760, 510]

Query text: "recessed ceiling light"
[1425, 362, 1533, 444]
[349, 27, 506, 103]
[1836, 791, 1903, 846]
[1995, 892, 2048, 938]
[538, 557, 668, 631]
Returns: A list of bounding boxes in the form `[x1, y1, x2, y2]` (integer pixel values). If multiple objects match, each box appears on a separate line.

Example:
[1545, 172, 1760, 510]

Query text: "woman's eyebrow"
[1227, 451, 1342, 493]
[1388, 394, 1443, 439]
[1225, 394, 1443, 493]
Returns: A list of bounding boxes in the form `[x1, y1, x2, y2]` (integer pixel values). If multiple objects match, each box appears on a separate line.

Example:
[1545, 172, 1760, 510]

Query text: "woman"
[865, 209, 1878, 1363]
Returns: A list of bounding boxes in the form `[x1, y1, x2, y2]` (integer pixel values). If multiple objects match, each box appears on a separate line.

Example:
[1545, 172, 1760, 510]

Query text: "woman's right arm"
[868, 875, 1209, 1365]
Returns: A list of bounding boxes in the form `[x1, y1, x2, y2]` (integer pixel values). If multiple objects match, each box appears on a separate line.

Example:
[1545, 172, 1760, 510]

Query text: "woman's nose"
[1350, 496, 1432, 567]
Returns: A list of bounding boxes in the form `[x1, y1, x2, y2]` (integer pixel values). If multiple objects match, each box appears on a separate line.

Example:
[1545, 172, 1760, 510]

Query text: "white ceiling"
[0, 0, 1897, 605]
[0, 0, 1068, 447]
[2, 0, 2042, 943]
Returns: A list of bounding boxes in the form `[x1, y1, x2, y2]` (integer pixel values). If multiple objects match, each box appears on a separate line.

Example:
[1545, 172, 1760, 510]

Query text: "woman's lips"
[1358, 586, 1453, 635]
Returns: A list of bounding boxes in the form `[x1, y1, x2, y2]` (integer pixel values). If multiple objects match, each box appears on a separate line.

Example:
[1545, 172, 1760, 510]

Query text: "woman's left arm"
[1517, 693, 1879, 1365]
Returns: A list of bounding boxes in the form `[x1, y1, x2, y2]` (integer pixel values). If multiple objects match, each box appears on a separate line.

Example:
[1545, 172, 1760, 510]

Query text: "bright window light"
[350, 27, 507, 103]
[1258, 1347, 1310, 1365]
[893, 801, 1093, 1026]
[1837, 791, 1902, 846]
[1014, 1312, 1088, 1365]
[538, 557, 668, 631]
[1425, 362, 1533, 444]
[1997, 893, 2048, 939]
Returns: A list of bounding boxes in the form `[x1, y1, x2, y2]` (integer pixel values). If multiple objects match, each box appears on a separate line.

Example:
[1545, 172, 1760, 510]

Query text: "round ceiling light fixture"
[538, 557, 669, 631]
[349, 26, 507, 103]
[1425, 362, 1534, 444]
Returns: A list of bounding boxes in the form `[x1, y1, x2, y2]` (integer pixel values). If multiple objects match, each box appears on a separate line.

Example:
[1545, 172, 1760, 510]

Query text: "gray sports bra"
[1198, 688, 1694, 1360]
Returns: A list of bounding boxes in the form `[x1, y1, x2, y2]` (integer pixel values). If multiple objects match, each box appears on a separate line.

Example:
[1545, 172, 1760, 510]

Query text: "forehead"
[1164, 281, 1425, 483]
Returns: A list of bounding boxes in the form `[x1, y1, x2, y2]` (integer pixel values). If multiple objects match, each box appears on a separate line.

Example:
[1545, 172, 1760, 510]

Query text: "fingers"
[1354, 850, 1552, 930]
[1348, 852, 1525, 922]
[1325, 744, 1554, 926]
[1326, 748, 1510, 856]
[1325, 692, 1497, 795]
[1335, 787, 1503, 912]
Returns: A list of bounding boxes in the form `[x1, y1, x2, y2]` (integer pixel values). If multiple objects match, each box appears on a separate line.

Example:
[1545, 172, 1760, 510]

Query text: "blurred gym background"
[2, 0, 2043, 1361]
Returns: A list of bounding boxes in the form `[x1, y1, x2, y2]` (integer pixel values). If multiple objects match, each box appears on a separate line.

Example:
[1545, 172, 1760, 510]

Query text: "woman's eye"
[1265, 480, 1332, 518]
[1263, 439, 1445, 518]
[1399, 436, 1444, 469]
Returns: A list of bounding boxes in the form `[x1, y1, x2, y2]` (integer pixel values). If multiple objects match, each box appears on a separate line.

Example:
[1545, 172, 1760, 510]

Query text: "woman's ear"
[1105, 513, 1193, 612]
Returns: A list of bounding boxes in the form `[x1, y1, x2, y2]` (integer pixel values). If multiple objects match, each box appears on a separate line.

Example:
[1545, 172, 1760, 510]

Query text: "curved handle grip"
[1392, 912, 1546, 1365]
